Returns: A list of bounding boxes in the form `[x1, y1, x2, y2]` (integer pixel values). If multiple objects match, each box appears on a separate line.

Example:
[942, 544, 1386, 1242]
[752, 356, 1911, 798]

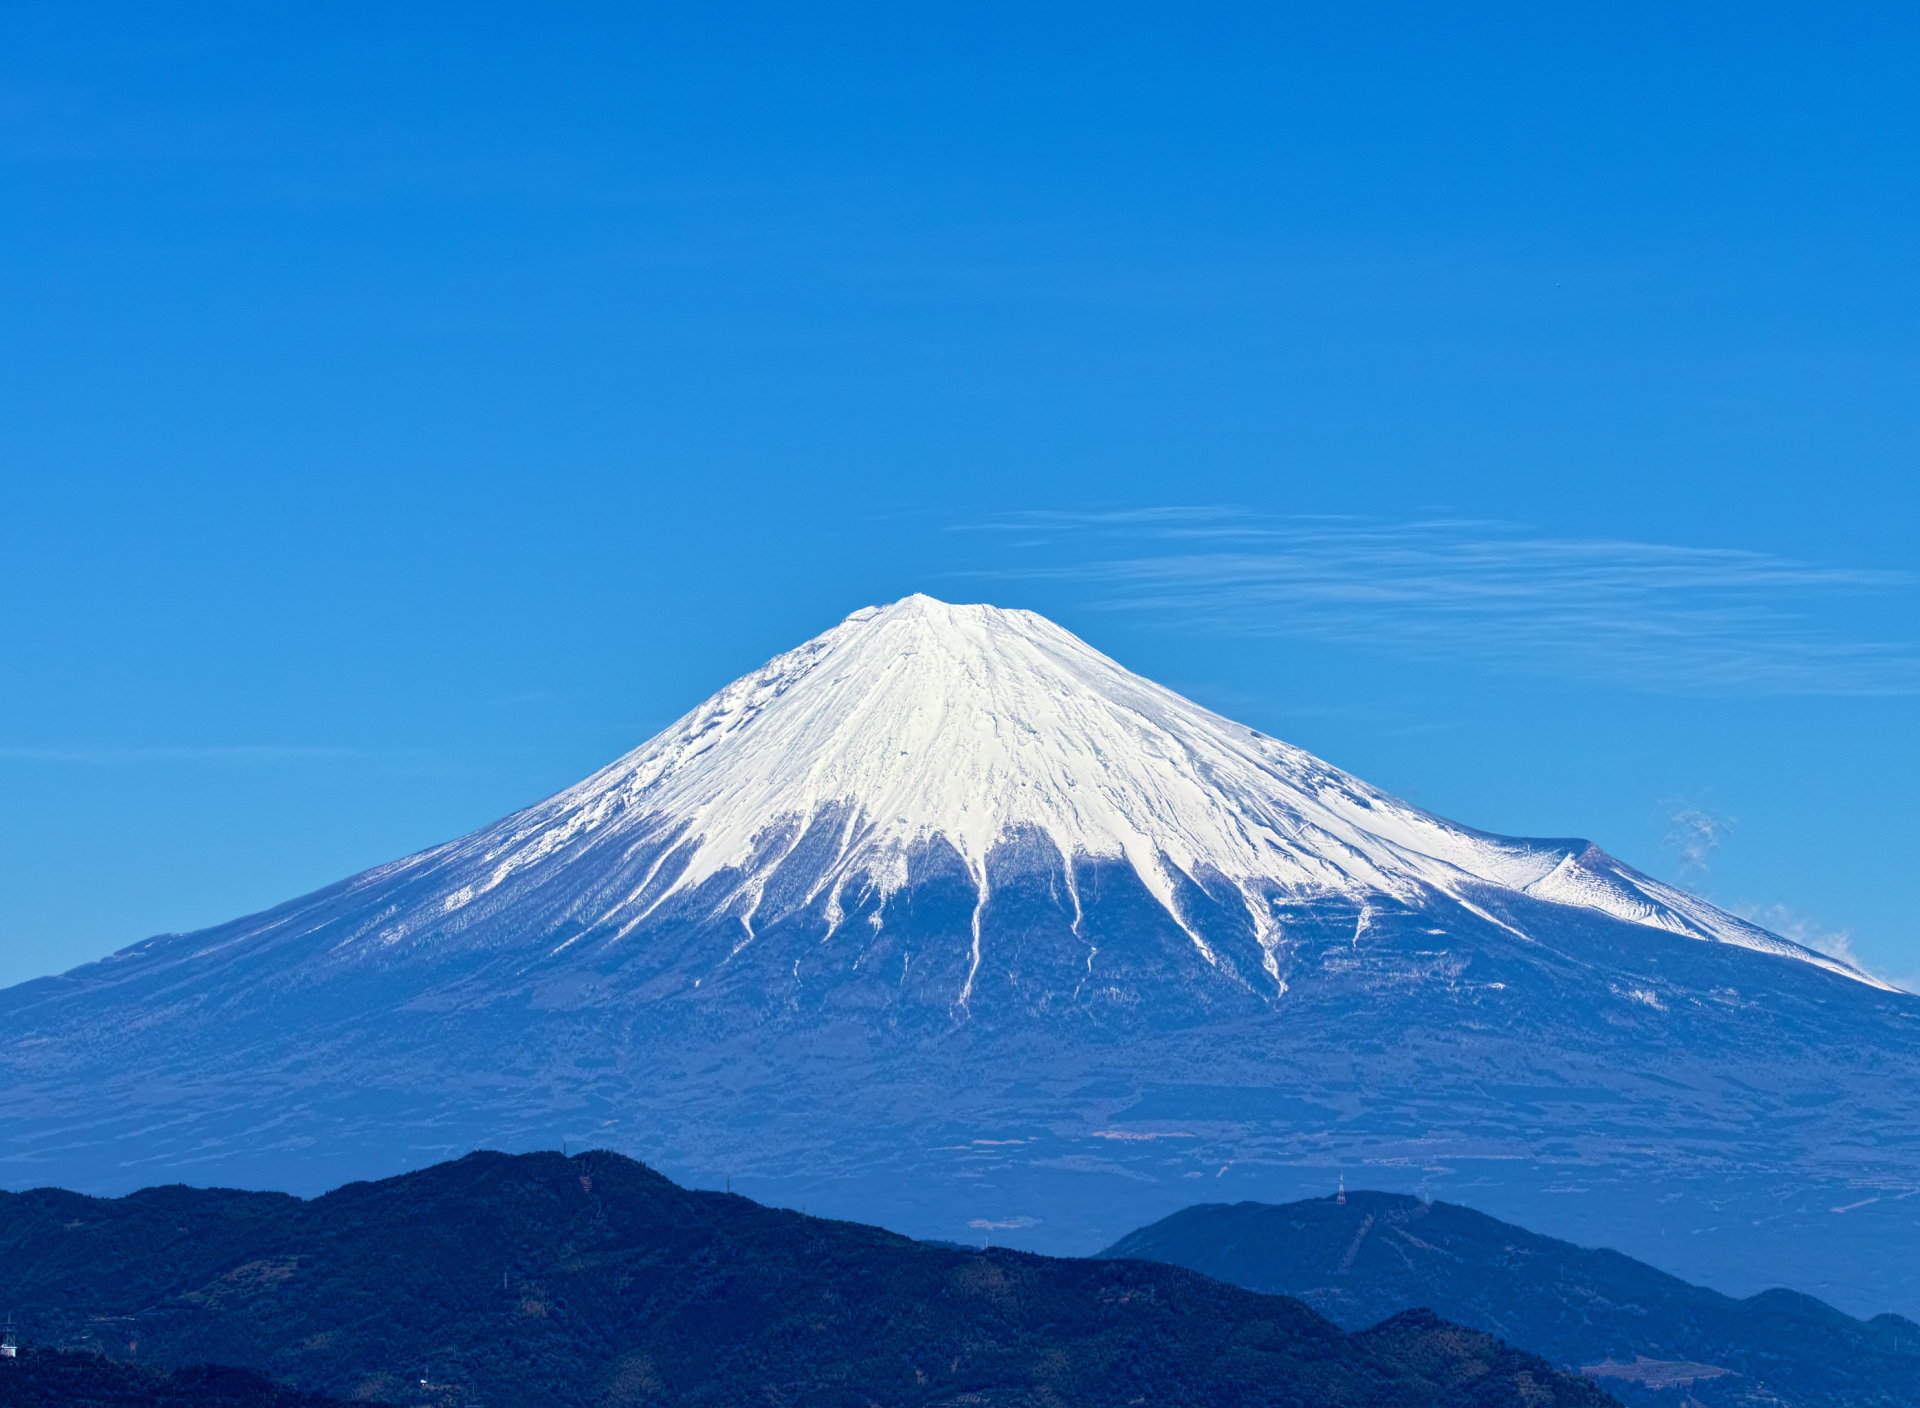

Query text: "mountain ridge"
[0, 1149, 1617, 1408]
[1098, 1191, 1920, 1408]
[42, 595, 1870, 1008]
[4, 595, 1917, 1319]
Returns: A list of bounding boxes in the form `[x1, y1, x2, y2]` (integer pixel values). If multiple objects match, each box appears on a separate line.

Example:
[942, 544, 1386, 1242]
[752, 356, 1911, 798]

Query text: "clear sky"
[3, 3, 1916, 990]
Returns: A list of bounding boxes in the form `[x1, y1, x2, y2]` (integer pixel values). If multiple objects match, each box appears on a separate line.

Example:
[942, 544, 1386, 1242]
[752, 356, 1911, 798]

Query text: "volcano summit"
[4, 596, 1917, 1315]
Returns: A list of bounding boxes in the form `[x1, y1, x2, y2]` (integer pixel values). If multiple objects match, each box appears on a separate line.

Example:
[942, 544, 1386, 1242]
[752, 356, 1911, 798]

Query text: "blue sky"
[3, 2, 1916, 989]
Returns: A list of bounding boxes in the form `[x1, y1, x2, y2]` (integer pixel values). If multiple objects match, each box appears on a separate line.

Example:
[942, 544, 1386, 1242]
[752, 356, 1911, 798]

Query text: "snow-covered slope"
[4, 595, 1918, 1317]
[274, 594, 1879, 995]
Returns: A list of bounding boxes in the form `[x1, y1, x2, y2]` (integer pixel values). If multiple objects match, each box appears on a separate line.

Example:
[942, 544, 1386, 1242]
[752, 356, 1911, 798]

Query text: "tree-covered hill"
[0, 1150, 1615, 1408]
[0, 1346, 355, 1406]
[1100, 1192, 1920, 1408]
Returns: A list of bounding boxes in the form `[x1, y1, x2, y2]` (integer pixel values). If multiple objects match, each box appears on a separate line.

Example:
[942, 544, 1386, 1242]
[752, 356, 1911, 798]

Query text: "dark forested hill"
[0, 1347, 356, 1407]
[1099, 1192, 1920, 1408]
[0, 1150, 1613, 1408]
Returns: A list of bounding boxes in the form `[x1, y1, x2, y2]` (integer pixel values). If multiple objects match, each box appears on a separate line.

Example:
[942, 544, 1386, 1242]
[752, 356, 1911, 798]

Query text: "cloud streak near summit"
[967, 512, 1918, 696]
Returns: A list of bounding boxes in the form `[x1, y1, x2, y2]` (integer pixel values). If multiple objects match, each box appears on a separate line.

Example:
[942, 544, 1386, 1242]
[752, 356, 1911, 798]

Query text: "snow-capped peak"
[439, 594, 1886, 992]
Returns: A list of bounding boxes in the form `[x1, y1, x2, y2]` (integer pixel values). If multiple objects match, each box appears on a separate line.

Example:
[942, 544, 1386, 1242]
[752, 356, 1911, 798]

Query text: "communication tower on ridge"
[1, 1313, 17, 1359]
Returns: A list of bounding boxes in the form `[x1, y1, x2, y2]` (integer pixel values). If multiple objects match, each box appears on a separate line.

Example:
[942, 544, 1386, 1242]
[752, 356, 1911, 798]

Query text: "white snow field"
[216, 594, 1882, 993]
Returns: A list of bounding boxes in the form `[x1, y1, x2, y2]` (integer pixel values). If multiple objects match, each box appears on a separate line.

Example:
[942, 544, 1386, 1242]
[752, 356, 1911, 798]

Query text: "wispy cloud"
[962, 510, 1919, 695]
[1663, 806, 1734, 884]
[0, 745, 360, 765]
[1735, 902, 1861, 967]
[1729, 901, 1913, 992]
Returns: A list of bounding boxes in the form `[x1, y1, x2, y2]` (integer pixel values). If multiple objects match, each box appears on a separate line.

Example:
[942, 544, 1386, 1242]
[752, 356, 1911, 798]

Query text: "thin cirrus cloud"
[0, 745, 360, 765]
[964, 509, 1919, 696]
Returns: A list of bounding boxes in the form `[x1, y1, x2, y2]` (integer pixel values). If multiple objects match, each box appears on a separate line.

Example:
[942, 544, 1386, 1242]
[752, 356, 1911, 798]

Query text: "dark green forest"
[0, 1150, 1616, 1408]
[1102, 1190, 1920, 1408]
[0, 1347, 350, 1406]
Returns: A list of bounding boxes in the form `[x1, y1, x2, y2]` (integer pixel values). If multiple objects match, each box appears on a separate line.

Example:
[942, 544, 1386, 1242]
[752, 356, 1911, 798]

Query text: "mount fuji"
[4, 596, 1917, 1316]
